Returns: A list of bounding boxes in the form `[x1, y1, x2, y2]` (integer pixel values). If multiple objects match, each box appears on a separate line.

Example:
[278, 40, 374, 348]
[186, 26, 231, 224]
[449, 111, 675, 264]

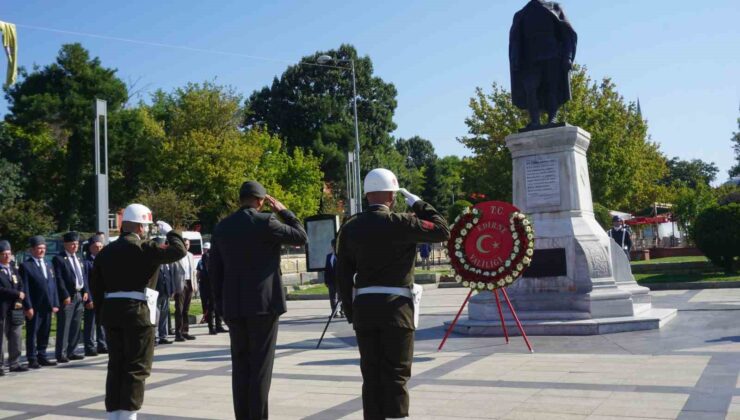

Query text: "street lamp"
[317, 54, 362, 215]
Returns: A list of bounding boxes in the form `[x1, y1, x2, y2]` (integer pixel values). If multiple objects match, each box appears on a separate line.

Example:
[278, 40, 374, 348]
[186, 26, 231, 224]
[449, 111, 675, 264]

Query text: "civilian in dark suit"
[83, 234, 108, 356]
[198, 243, 226, 335]
[0, 240, 32, 374]
[324, 239, 342, 317]
[20, 236, 60, 368]
[52, 231, 89, 362]
[210, 181, 307, 420]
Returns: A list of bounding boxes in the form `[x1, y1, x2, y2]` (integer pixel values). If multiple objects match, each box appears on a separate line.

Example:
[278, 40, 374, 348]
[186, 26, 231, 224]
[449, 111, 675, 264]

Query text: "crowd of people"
[2, 171, 448, 420]
[0, 229, 223, 377]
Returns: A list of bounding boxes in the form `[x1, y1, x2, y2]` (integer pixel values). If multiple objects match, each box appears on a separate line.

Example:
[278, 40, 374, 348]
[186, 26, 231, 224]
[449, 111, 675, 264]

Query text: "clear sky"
[2, 0, 738, 181]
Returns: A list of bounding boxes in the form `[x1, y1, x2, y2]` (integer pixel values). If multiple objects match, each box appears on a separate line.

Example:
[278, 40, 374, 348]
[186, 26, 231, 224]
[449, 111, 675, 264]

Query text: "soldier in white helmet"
[90, 204, 187, 420]
[336, 168, 450, 419]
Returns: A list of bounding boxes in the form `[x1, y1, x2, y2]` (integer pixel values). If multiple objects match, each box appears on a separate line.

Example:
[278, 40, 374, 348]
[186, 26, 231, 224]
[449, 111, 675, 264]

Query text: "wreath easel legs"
[438, 289, 534, 353]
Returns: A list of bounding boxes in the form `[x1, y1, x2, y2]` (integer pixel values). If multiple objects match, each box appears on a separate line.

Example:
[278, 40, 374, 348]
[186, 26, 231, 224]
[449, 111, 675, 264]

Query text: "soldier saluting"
[336, 168, 450, 420]
[90, 204, 186, 420]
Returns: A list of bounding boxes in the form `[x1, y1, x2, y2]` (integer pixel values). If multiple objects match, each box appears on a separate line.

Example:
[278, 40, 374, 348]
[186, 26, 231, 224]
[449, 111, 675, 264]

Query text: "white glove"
[156, 220, 173, 234]
[398, 188, 421, 207]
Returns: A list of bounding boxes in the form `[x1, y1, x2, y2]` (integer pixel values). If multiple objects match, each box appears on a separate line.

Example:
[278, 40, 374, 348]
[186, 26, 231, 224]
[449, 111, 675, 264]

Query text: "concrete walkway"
[1, 288, 740, 419]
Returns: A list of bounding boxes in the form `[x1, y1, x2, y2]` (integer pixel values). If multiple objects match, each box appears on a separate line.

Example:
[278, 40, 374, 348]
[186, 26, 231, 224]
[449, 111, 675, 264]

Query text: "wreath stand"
[438, 287, 533, 353]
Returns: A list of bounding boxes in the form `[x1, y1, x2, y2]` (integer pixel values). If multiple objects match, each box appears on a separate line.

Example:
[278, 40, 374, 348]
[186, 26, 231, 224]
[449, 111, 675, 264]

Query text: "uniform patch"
[421, 220, 435, 230]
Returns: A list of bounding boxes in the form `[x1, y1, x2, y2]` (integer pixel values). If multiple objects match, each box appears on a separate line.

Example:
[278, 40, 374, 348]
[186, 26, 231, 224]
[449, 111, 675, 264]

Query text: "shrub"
[447, 200, 473, 222]
[593, 202, 612, 230]
[693, 203, 740, 274]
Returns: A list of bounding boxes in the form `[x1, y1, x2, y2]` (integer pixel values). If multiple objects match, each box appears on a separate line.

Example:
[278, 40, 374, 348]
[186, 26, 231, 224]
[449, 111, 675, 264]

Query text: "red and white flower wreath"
[447, 207, 535, 291]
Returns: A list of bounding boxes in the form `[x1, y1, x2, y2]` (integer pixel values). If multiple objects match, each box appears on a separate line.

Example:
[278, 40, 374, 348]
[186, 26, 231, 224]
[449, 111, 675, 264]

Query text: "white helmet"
[203, 242, 211, 250]
[364, 168, 399, 194]
[122, 203, 153, 224]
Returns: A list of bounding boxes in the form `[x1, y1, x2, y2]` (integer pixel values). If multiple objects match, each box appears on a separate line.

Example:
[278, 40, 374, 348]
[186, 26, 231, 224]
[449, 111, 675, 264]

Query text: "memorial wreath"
[447, 202, 535, 291]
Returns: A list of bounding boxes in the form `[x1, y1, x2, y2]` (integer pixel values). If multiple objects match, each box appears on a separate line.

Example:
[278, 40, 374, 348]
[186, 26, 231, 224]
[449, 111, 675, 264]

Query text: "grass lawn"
[169, 298, 203, 317]
[631, 256, 708, 265]
[635, 272, 740, 284]
[415, 267, 452, 275]
[288, 284, 329, 296]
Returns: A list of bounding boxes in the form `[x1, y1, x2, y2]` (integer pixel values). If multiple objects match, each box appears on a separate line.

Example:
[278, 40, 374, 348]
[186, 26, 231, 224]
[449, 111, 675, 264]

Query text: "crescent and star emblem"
[476, 235, 501, 254]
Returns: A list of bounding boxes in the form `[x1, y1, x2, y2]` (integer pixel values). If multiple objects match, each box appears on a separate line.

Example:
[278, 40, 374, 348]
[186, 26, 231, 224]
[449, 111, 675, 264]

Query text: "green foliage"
[134, 189, 201, 231]
[107, 107, 165, 209]
[430, 156, 465, 215]
[251, 130, 324, 220]
[730, 109, 740, 178]
[4, 43, 128, 230]
[593, 202, 612, 230]
[460, 66, 668, 211]
[244, 44, 398, 183]
[143, 83, 323, 226]
[145, 82, 262, 228]
[672, 183, 717, 242]
[662, 157, 719, 188]
[693, 204, 740, 274]
[448, 200, 473, 222]
[0, 200, 56, 251]
[0, 158, 23, 204]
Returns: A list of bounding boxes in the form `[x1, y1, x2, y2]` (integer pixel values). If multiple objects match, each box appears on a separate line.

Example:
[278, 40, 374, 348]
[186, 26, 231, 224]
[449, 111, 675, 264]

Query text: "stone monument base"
[445, 307, 677, 336]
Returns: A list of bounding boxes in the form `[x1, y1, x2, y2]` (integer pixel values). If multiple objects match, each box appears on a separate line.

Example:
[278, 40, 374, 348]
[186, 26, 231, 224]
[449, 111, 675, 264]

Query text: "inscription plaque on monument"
[525, 158, 560, 207]
[522, 248, 567, 278]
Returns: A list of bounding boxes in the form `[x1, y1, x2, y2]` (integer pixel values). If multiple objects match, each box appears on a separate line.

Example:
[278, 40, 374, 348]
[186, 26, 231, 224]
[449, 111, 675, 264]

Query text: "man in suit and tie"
[210, 181, 308, 420]
[83, 234, 108, 356]
[19, 236, 60, 368]
[198, 242, 226, 335]
[0, 240, 33, 375]
[324, 239, 342, 318]
[154, 237, 175, 345]
[173, 239, 197, 342]
[53, 231, 89, 362]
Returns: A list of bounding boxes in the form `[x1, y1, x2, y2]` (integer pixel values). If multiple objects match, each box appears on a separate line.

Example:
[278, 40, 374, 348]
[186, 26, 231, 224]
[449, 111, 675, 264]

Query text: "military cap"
[29, 236, 46, 247]
[0, 240, 10, 252]
[239, 181, 267, 199]
[63, 231, 80, 243]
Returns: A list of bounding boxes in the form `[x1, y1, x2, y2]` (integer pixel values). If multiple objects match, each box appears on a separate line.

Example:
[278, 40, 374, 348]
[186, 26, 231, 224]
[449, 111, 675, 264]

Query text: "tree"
[145, 82, 324, 227]
[672, 183, 716, 242]
[395, 136, 441, 207]
[134, 189, 200, 230]
[662, 157, 719, 188]
[593, 202, 612, 230]
[4, 43, 128, 230]
[251, 130, 324, 220]
[145, 82, 262, 228]
[244, 44, 398, 183]
[448, 200, 473, 222]
[0, 158, 23, 204]
[730, 109, 740, 178]
[0, 200, 56, 251]
[459, 66, 668, 211]
[107, 107, 165, 210]
[693, 203, 740, 274]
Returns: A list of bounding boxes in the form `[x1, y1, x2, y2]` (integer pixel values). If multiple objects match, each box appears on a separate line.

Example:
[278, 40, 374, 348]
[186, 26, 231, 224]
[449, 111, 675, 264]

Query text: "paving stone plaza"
[1, 287, 740, 419]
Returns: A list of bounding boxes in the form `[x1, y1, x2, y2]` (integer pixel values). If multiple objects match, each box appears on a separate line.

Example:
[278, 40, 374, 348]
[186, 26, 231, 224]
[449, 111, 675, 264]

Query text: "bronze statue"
[509, 0, 577, 130]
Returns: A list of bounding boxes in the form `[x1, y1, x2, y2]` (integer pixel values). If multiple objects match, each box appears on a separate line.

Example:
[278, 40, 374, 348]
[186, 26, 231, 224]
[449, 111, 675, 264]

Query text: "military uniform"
[336, 200, 449, 419]
[90, 230, 186, 413]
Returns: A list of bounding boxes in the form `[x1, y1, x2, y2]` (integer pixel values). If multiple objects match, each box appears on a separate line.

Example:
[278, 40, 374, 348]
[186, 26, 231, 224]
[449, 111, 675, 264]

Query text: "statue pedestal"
[449, 126, 676, 335]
